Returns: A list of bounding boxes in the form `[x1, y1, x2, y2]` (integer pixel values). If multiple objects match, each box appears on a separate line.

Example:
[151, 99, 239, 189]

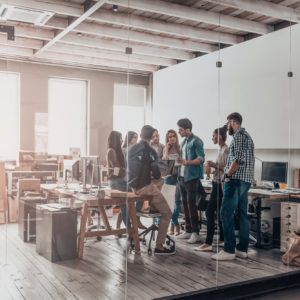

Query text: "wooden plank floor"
[0, 223, 299, 300]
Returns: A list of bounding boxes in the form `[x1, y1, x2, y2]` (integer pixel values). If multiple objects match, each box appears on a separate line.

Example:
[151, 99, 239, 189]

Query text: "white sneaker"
[194, 244, 213, 252]
[211, 250, 235, 261]
[236, 249, 248, 259]
[177, 232, 192, 239]
[187, 233, 201, 244]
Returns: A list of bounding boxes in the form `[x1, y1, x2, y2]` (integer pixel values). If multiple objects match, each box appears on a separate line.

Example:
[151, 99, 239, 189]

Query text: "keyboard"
[272, 189, 300, 194]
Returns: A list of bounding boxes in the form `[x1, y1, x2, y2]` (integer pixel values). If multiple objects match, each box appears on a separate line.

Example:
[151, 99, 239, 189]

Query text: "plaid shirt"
[224, 127, 255, 183]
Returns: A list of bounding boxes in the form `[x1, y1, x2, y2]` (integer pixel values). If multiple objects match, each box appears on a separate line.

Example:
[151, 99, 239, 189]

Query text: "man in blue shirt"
[177, 118, 205, 244]
[212, 112, 255, 261]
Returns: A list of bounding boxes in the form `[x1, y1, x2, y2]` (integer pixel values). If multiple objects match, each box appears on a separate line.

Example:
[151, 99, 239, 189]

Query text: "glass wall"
[1, 2, 300, 300]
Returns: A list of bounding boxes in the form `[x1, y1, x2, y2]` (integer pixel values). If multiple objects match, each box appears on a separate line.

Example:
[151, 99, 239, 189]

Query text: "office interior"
[1, 0, 300, 299]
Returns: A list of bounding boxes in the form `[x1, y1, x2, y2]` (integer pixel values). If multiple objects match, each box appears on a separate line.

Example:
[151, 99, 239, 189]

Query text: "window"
[113, 84, 146, 138]
[0, 72, 20, 160]
[48, 77, 87, 155]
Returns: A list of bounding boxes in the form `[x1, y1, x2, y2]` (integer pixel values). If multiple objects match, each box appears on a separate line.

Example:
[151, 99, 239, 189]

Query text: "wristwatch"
[224, 173, 232, 182]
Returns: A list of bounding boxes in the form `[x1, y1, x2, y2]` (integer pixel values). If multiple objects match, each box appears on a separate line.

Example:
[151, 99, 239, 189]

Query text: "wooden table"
[40, 184, 141, 258]
[75, 192, 140, 258]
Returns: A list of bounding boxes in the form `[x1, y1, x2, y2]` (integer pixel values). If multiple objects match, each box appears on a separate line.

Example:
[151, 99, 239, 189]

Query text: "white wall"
[153, 23, 300, 149]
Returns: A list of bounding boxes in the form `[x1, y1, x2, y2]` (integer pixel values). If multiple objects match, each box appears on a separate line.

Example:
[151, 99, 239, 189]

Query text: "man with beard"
[212, 112, 254, 261]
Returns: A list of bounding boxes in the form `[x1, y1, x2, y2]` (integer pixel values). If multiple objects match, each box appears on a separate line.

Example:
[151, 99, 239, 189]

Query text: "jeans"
[109, 178, 129, 227]
[164, 176, 181, 226]
[205, 181, 224, 245]
[221, 179, 251, 253]
[178, 177, 199, 234]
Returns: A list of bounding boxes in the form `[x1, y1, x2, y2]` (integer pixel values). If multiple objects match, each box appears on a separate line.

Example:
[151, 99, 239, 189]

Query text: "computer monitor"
[81, 156, 101, 187]
[63, 159, 80, 182]
[261, 161, 288, 183]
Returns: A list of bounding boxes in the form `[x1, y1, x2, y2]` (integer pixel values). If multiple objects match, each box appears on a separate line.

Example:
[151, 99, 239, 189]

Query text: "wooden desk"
[40, 184, 141, 258]
[201, 181, 290, 248]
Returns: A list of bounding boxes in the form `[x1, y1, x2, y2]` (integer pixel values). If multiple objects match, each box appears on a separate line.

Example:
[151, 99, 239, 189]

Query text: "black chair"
[136, 210, 175, 255]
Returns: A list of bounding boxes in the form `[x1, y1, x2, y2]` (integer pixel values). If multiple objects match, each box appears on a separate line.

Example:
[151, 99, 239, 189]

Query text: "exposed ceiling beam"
[0, 22, 54, 40]
[0, 44, 33, 57]
[46, 17, 218, 52]
[107, 0, 273, 34]
[50, 43, 176, 66]
[39, 51, 158, 72]
[89, 9, 243, 44]
[34, 0, 106, 56]
[61, 33, 195, 60]
[0, 44, 156, 73]
[0, 0, 83, 16]
[205, 0, 300, 23]
[0, 21, 196, 61]
[0, 34, 43, 49]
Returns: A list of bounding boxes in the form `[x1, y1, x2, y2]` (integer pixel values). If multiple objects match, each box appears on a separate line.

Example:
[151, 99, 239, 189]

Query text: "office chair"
[136, 209, 175, 255]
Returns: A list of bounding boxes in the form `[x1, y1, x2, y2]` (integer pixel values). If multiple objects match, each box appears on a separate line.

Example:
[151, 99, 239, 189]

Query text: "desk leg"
[78, 203, 89, 259]
[128, 201, 140, 253]
[98, 206, 111, 231]
[254, 197, 262, 249]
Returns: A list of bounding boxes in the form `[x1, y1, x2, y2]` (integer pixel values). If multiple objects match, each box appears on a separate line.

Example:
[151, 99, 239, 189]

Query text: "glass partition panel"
[0, 58, 9, 280]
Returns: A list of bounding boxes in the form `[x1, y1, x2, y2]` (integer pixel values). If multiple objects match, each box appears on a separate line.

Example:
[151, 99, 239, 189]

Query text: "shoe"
[169, 224, 175, 235]
[194, 244, 213, 252]
[187, 233, 201, 244]
[213, 241, 224, 247]
[177, 232, 192, 239]
[211, 250, 235, 261]
[236, 249, 248, 259]
[154, 247, 176, 256]
[175, 224, 181, 236]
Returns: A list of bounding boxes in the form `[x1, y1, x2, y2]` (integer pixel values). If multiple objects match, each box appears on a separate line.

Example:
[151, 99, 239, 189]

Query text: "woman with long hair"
[107, 131, 126, 184]
[106, 131, 128, 226]
[195, 126, 229, 251]
[107, 130, 145, 229]
[122, 131, 138, 154]
[163, 129, 181, 236]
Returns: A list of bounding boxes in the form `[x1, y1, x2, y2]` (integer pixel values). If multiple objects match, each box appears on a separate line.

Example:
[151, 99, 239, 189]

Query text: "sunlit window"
[113, 84, 146, 139]
[48, 77, 87, 155]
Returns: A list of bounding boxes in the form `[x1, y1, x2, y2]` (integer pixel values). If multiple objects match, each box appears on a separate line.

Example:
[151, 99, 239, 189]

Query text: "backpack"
[282, 232, 300, 267]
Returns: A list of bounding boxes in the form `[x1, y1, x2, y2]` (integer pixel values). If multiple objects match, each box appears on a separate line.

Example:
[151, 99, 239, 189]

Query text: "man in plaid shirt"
[212, 112, 254, 261]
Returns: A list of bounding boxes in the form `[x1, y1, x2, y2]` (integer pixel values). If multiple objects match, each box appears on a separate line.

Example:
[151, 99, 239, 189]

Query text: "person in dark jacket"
[128, 125, 175, 256]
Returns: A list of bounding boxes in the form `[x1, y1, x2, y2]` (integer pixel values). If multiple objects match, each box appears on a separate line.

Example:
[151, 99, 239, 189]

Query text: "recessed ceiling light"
[76, 32, 82, 37]
[112, 5, 118, 12]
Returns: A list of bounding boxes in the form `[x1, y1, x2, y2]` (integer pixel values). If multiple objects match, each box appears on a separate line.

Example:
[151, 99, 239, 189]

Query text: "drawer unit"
[280, 202, 300, 252]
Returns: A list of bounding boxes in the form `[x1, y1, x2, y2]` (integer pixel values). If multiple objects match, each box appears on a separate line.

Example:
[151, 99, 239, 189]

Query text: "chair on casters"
[136, 210, 175, 255]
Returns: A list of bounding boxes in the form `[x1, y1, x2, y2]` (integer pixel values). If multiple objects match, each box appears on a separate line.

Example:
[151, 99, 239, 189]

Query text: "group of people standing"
[106, 112, 255, 259]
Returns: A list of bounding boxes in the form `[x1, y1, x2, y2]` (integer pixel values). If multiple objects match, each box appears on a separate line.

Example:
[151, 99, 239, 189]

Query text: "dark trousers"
[205, 181, 224, 245]
[178, 177, 199, 234]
